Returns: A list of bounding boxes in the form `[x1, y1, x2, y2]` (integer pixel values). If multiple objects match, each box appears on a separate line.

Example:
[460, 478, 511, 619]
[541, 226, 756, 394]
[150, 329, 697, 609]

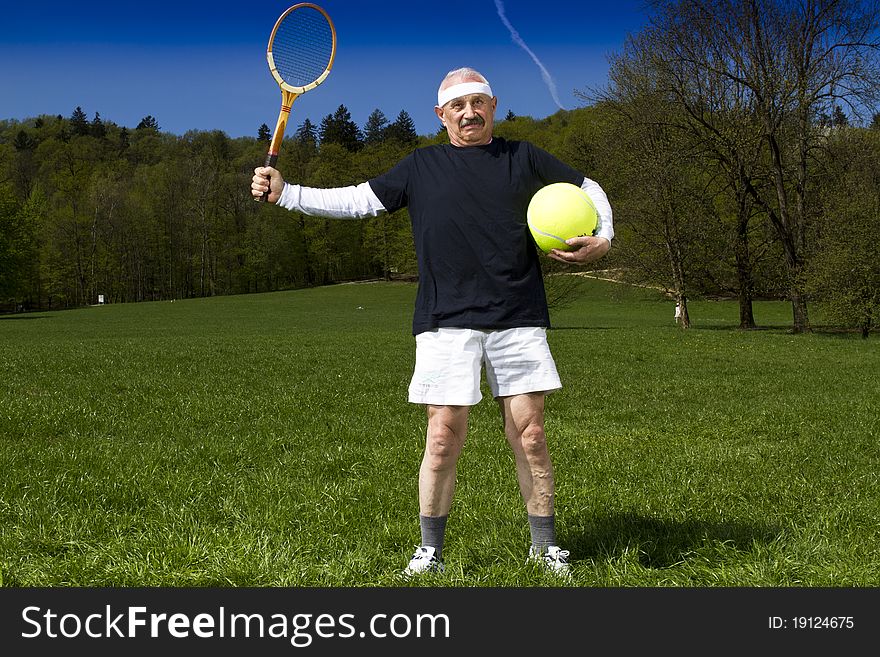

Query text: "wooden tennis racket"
[259, 3, 336, 201]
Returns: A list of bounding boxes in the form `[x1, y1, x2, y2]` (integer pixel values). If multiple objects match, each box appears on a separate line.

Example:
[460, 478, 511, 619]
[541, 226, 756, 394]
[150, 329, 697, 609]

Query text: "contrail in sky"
[494, 0, 567, 110]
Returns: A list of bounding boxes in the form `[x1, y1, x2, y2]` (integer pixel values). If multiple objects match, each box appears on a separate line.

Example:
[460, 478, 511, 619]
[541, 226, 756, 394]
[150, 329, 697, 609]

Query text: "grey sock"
[419, 514, 448, 559]
[528, 514, 556, 551]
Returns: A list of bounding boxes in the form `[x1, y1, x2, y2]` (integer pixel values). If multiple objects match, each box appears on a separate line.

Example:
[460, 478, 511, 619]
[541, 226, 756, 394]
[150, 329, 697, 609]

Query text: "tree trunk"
[675, 295, 690, 329]
[790, 290, 810, 334]
[734, 178, 756, 329]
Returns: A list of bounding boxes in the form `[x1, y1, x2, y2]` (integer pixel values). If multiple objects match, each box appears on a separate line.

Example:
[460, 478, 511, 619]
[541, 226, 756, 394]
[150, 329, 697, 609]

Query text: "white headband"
[436, 82, 494, 108]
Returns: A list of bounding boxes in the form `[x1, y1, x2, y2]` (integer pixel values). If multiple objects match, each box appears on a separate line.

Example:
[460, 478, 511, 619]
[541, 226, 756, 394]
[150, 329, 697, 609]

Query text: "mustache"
[460, 116, 485, 128]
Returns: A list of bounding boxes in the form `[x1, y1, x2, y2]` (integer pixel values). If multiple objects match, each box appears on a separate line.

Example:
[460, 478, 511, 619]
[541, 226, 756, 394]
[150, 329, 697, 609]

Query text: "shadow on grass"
[691, 323, 876, 339]
[549, 326, 626, 332]
[689, 324, 790, 333]
[0, 315, 50, 321]
[565, 511, 782, 569]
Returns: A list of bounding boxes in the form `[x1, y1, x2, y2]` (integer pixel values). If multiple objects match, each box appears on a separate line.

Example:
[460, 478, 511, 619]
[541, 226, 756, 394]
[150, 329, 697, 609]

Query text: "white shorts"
[408, 327, 562, 406]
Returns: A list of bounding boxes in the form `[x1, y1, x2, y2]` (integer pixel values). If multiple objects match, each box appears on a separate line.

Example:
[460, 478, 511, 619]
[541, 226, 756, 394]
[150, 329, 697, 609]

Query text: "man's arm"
[251, 166, 387, 219]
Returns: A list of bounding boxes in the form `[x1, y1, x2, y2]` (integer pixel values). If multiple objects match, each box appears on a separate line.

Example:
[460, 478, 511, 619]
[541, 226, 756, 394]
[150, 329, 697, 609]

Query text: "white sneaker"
[403, 546, 445, 576]
[528, 545, 571, 577]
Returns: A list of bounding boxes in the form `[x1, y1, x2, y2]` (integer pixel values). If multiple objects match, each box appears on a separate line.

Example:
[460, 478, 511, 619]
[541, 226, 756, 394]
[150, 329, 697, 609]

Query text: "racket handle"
[258, 153, 279, 203]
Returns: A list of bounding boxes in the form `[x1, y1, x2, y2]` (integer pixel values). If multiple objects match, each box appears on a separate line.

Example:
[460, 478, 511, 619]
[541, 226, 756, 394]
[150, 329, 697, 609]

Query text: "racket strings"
[272, 8, 334, 87]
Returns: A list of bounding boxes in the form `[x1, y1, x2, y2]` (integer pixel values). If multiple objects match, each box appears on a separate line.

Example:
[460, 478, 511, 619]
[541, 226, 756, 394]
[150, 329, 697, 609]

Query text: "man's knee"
[520, 421, 549, 459]
[425, 408, 467, 468]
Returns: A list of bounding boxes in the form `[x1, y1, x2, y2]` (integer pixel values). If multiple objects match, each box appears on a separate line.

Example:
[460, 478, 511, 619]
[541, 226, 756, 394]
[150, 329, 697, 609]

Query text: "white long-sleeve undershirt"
[277, 181, 386, 219]
[580, 178, 614, 242]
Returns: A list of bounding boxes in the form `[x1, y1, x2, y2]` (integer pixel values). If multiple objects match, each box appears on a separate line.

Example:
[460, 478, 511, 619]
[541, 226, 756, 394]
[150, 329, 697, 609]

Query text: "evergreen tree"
[318, 114, 333, 143]
[318, 105, 363, 152]
[13, 130, 36, 152]
[136, 115, 160, 131]
[118, 127, 130, 151]
[295, 118, 317, 146]
[257, 123, 272, 142]
[505, 110, 516, 121]
[363, 109, 390, 145]
[91, 112, 106, 139]
[70, 106, 89, 136]
[385, 110, 418, 144]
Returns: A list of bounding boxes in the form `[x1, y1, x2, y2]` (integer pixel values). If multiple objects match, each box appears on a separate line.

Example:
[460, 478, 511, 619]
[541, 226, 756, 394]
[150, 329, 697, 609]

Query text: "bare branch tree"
[602, 0, 880, 332]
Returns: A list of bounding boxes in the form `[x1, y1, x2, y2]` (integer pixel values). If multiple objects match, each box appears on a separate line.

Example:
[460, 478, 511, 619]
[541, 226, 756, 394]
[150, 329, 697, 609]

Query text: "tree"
[257, 123, 271, 142]
[385, 110, 418, 144]
[804, 127, 880, 337]
[295, 118, 318, 147]
[12, 130, 36, 152]
[355, 141, 418, 280]
[70, 106, 89, 137]
[601, 3, 769, 328]
[118, 127, 130, 152]
[736, 0, 880, 332]
[39, 134, 107, 306]
[318, 105, 363, 152]
[0, 186, 30, 304]
[625, 0, 880, 333]
[363, 109, 390, 145]
[136, 115, 160, 131]
[602, 89, 715, 328]
[11, 130, 39, 199]
[90, 112, 106, 139]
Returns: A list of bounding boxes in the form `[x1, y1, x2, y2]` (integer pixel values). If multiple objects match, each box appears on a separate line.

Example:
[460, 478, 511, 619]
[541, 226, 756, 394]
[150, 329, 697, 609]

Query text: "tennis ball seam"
[526, 221, 569, 247]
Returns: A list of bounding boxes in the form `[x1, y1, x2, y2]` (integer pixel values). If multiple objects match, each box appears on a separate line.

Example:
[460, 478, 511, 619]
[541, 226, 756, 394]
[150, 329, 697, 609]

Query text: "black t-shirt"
[368, 137, 584, 335]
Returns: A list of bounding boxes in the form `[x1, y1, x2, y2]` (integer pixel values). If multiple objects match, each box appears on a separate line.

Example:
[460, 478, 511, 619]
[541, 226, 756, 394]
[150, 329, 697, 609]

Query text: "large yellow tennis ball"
[527, 182, 598, 253]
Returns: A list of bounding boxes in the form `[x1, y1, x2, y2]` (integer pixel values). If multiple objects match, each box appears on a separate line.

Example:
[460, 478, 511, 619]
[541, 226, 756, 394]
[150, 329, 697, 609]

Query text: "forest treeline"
[2, 0, 879, 336]
[0, 103, 425, 309]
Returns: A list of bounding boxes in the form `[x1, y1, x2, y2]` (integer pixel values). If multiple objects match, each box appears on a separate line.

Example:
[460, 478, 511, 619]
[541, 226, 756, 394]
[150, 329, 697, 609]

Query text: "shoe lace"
[546, 548, 570, 564]
[411, 547, 433, 562]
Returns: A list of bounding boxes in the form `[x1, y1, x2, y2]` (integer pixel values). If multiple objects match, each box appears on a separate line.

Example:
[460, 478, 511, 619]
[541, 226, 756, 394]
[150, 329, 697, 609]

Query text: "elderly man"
[252, 67, 613, 577]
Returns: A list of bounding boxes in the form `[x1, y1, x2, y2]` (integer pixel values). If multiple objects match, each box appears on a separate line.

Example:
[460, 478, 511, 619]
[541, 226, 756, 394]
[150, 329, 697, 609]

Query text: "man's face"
[434, 93, 497, 147]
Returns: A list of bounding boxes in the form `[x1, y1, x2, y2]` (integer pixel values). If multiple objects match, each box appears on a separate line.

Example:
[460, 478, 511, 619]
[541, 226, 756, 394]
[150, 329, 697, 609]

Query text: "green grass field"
[1, 279, 878, 587]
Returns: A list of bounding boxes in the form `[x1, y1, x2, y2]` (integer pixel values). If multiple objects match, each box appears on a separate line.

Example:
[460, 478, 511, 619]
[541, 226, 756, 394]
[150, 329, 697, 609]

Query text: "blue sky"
[1, 1, 650, 138]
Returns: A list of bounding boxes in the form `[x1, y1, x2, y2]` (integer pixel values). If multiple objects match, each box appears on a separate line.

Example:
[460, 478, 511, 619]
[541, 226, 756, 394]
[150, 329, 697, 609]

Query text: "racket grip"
[258, 153, 279, 203]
